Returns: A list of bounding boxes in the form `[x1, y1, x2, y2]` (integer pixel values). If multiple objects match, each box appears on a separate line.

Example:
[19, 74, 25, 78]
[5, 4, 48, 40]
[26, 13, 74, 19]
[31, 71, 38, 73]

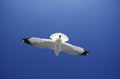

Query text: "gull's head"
[50, 32, 69, 43]
[58, 34, 61, 38]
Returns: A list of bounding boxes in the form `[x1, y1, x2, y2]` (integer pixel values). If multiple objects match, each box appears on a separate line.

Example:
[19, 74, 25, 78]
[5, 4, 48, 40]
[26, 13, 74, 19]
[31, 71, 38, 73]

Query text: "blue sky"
[0, 0, 120, 79]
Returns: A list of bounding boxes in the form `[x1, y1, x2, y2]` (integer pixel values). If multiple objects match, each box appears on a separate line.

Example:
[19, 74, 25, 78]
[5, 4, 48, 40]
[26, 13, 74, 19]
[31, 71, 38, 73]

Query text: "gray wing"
[61, 43, 89, 56]
[23, 37, 54, 49]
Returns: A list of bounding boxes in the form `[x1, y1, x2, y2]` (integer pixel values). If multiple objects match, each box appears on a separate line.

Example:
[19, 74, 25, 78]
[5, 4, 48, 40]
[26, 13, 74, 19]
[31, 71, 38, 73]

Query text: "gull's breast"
[54, 38, 62, 56]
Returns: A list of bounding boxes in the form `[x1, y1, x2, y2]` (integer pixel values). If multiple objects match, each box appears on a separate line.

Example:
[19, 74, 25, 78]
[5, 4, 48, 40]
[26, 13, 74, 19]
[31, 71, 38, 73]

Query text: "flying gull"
[23, 33, 89, 56]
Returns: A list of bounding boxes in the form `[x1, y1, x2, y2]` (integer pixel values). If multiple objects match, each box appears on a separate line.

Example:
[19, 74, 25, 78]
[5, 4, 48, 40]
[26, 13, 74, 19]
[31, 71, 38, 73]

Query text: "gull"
[23, 33, 89, 56]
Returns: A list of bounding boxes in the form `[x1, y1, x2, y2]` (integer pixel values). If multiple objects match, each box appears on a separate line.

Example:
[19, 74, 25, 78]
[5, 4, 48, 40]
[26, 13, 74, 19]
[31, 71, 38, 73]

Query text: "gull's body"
[54, 36, 62, 56]
[23, 33, 89, 56]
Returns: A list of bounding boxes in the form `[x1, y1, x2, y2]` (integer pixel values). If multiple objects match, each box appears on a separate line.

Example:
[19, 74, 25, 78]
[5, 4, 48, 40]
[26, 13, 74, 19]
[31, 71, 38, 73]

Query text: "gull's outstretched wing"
[61, 43, 89, 56]
[23, 37, 54, 49]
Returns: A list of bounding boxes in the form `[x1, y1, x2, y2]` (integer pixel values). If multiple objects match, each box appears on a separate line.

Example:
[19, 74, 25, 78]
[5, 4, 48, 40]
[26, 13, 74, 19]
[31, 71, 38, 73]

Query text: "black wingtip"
[81, 50, 90, 56]
[22, 38, 32, 45]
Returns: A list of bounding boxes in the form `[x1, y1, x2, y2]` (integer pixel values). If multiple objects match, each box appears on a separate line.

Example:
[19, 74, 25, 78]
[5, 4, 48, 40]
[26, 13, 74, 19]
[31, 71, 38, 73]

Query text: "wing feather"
[23, 37, 54, 49]
[61, 43, 89, 55]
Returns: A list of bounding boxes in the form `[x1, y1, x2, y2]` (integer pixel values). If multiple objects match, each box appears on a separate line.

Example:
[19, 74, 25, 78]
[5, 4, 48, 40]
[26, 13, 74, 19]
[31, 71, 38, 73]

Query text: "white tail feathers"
[50, 33, 69, 43]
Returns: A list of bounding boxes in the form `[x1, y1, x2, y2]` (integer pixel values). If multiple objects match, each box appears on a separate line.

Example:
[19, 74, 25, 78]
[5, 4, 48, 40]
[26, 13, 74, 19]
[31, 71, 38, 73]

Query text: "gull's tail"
[50, 32, 69, 43]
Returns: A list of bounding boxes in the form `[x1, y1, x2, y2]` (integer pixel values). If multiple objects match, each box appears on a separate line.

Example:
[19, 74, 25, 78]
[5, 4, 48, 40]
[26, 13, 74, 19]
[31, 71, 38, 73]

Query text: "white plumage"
[50, 32, 69, 43]
[23, 33, 89, 56]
